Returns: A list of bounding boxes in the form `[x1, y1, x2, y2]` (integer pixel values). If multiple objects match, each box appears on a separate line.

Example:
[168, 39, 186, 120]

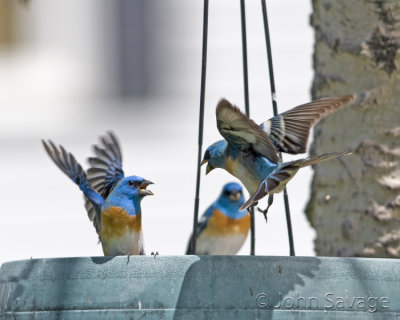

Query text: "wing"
[240, 151, 351, 210]
[216, 99, 280, 163]
[84, 132, 125, 235]
[261, 95, 354, 154]
[185, 206, 214, 254]
[42, 140, 104, 226]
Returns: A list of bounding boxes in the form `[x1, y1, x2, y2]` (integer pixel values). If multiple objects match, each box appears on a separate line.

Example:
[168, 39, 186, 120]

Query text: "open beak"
[139, 179, 154, 196]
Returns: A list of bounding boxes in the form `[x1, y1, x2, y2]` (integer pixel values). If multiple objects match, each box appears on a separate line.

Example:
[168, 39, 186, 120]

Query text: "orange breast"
[225, 156, 235, 175]
[101, 206, 142, 239]
[202, 210, 250, 236]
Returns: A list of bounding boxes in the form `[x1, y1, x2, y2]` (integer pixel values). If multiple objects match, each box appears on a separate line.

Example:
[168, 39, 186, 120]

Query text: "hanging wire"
[190, 0, 209, 254]
[239, 0, 255, 256]
[261, 0, 295, 256]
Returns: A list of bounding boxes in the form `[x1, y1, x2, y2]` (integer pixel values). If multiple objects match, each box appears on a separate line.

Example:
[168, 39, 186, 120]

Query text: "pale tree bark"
[307, 0, 400, 257]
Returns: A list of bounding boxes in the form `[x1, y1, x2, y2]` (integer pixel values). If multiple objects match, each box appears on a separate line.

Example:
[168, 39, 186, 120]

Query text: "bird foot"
[257, 206, 269, 223]
[257, 194, 274, 223]
[151, 251, 159, 259]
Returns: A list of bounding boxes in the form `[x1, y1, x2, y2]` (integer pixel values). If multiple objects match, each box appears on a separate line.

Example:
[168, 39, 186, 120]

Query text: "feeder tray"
[0, 256, 398, 319]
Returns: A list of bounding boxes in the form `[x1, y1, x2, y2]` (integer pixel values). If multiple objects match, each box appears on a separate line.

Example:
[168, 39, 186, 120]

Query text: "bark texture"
[307, 0, 400, 257]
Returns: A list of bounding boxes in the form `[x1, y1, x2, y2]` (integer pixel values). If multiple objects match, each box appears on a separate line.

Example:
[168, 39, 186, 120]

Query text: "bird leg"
[257, 195, 274, 223]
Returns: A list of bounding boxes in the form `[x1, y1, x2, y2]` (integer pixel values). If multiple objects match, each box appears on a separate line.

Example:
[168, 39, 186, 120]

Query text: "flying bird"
[187, 182, 250, 255]
[42, 132, 153, 256]
[201, 96, 353, 217]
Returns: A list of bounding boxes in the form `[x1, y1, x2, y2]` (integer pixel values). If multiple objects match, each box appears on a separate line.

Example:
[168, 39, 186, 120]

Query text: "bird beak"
[229, 192, 241, 201]
[139, 179, 154, 196]
[200, 158, 208, 166]
[205, 164, 215, 175]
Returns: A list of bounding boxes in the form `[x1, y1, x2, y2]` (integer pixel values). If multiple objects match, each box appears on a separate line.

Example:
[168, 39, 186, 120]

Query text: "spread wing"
[42, 140, 103, 229]
[261, 95, 354, 154]
[84, 132, 125, 234]
[216, 99, 279, 163]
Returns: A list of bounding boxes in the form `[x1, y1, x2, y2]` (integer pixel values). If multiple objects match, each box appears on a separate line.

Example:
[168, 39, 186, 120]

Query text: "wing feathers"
[85, 132, 125, 235]
[263, 95, 354, 154]
[216, 99, 280, 163]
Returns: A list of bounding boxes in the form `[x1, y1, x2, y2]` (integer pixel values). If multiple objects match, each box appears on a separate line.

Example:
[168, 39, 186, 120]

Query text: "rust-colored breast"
[101, 206, 142, 239]
[202, 210, 250, 236]
[225, 156, 235, 175]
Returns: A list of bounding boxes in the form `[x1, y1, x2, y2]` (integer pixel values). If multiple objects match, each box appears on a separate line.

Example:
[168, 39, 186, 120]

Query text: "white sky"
[0, 0, 316, 266]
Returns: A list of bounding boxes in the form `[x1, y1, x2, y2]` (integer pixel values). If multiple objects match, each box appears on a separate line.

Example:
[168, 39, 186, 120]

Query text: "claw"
[257, 195, 274, 223]
[257, 206, 269, 223]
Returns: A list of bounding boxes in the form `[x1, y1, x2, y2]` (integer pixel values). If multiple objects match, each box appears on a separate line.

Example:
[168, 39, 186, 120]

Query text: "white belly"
[196, 233, 247, 255]
[102, 230, 144, 256]
[231, 165, 260, 195]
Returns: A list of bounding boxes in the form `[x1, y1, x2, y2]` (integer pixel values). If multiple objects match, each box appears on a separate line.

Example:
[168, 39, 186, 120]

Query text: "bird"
[201, 95, 354, 218]
[186, 182, 250, 255]
[42, 132, 153, 256]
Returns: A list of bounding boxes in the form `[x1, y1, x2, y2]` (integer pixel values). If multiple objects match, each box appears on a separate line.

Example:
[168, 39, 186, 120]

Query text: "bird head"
[201, 140, 227, 174]
[216, 182, 247, 218]
[114, 176, 154, 199]
[222, 182, 244, 202]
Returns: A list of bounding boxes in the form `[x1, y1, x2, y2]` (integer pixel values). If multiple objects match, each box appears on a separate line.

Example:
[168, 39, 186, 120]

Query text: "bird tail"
[240, 151, 351, 210]
[288, 151, 351, 169]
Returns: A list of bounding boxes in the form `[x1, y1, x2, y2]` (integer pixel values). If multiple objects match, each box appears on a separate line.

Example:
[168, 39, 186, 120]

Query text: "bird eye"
[128, 180, 135, 186]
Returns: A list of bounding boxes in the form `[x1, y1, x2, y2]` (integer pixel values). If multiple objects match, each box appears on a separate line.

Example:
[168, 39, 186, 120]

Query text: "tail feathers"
[285, 151, 351, 169]
[240, 151, 351, 210]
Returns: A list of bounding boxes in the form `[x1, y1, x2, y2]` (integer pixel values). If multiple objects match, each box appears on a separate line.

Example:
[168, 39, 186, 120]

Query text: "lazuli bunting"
[201, 96, 353, 216]
[187, 182, 250, 255]
[42, 132, 153, 256]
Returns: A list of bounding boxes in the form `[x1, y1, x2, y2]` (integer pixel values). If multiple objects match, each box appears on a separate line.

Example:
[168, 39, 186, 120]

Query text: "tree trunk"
[307, 0, 400, 257]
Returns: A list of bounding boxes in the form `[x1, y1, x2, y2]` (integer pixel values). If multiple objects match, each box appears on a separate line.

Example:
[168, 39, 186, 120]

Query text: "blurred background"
[0, 0, 315, 265]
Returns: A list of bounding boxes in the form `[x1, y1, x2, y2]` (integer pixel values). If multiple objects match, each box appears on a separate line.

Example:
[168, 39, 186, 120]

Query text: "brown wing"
[216, 99, 279, 163]
[261, 95, 354, 154]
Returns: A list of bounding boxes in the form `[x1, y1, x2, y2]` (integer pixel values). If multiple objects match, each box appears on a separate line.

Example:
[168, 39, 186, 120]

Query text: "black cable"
[261, 0, 295, 256]
[240, 0, 255, 256]
[190, 0, 209, 254]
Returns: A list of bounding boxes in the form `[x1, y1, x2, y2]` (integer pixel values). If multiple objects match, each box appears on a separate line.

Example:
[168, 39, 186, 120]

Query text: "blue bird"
[201, 96, 354, 216]
[42, 132, 153, 256]
[187, 182, 250, 255]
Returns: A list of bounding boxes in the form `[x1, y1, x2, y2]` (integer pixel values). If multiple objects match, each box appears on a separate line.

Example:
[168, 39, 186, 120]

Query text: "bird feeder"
[1, 256, 399, 319]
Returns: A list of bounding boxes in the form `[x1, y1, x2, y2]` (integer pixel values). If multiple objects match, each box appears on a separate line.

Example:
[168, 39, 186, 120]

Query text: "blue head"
[105, 176, 154, 215]
[201, 140, 227, 174]
[215, 182, 247, 219]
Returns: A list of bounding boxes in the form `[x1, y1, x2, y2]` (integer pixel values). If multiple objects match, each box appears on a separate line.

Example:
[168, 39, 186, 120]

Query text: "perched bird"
[42, 132, 153, 256]
[201, 96, 354, 216]
[187, 182, 250, 255]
